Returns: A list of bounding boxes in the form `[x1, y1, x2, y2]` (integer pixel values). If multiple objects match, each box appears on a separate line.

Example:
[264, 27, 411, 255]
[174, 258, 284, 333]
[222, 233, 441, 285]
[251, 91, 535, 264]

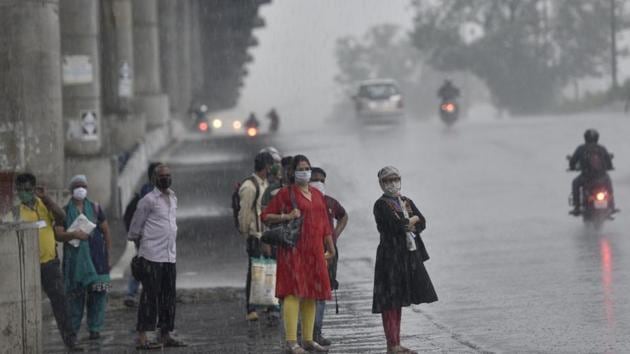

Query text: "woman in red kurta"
[262, 155, 335, 354]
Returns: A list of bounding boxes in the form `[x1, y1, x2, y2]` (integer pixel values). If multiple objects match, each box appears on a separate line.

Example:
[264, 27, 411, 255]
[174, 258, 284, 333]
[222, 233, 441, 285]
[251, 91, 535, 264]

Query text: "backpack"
[231, 176, 260, 229]
[582, 145, 606, 174]
[123, 193, 141, 232]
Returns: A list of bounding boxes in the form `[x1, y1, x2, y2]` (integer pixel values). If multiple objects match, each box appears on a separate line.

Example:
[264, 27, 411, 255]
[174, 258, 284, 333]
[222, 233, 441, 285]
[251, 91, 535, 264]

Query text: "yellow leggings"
[283, 295, 316, 342]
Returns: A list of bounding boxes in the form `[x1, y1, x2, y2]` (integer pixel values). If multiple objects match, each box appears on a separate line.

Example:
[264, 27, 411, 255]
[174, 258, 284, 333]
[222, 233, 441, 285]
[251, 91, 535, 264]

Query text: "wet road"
[163, 112, 630, 352]
[44, 112, 630, 353]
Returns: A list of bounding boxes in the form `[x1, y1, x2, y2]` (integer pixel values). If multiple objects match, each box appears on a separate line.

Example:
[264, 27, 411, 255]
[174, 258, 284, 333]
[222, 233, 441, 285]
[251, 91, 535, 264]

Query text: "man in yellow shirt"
[8, 173, 85, 350]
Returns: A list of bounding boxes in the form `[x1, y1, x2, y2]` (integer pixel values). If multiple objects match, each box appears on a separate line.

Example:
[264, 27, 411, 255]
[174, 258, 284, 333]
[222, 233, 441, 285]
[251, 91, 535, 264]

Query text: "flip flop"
[162, 338, 188, 348]
[135, 341, 162, 350]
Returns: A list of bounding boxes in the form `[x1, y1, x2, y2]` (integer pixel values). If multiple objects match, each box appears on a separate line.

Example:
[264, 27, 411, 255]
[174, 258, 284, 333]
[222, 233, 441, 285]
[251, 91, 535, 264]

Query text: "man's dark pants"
[41, 259, 76, 346]
[136, 258, 177, 334]
[245, 236, 262, 314]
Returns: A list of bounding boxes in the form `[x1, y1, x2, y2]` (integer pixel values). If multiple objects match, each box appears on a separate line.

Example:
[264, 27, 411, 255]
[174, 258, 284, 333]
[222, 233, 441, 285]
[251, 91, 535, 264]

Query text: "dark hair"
[16, 173, 36, 187]
[148, 162, 163, 180]
[311, 167, 326, 178]
[254, 152, 274, 172]
[291, 155, 311, 172]
[281, 156, 293, 168]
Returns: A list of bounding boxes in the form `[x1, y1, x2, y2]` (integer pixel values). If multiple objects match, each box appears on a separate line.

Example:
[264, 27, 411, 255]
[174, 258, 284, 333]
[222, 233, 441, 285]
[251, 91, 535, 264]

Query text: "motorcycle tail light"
[596, 192, 606, 201]
[441, 103, 455, 112]
[198, 122, 209, 132]
[247, 127, 258, 137]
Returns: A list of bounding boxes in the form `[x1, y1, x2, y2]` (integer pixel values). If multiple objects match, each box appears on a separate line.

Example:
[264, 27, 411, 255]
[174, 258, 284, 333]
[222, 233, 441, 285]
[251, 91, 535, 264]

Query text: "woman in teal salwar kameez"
[55, 175, 112, 340]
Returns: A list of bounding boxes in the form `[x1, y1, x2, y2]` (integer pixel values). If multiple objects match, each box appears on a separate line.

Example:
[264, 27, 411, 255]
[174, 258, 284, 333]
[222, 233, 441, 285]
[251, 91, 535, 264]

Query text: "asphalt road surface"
[46, 112, 630, 353]
[169, 112, 630, 352]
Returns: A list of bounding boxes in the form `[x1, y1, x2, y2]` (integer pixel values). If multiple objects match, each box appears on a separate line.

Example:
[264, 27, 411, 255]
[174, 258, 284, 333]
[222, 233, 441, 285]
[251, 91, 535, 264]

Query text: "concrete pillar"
[189, 0, 204, 105]
[133, 0, 169, 129]
[158, 0, 182, 118]
[60, 0, 112, 209]
[0, 223, 42, 353]
[159, 0, 193, 120]
[60, 0, 103, 156]
[0, 0, 64, 189]
[101, 0, 146, 153]
[177, 0, 193, 116]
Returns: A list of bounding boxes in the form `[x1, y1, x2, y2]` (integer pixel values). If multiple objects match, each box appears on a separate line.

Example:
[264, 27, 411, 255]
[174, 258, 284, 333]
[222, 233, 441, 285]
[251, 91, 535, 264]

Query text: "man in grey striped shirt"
[128, 164, 186, 349]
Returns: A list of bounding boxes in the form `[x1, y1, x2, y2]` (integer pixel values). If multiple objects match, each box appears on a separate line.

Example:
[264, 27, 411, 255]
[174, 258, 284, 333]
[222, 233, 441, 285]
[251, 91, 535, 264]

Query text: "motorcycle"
[567, 154, 618, 229]
[245, 125, 259, 137]
[439, 100, 459, 126]
[244, 115, 260, 137]
[192, 104, 211, 133]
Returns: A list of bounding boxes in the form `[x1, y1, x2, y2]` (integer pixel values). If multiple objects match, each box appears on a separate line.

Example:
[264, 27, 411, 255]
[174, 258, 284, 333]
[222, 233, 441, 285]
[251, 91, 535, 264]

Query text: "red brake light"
[442, 103, 455, 113]
[198, 122, 209, 132]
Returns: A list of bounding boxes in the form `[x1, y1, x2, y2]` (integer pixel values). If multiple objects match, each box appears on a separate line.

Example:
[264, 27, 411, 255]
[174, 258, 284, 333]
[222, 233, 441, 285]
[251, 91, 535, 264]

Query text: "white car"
[353, 79, 404, 120]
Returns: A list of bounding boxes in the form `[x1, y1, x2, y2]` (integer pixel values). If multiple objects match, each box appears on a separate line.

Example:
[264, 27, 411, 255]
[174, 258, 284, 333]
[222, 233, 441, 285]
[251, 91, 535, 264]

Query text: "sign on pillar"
[80, 111, 98, 141]
[62, 55, 94, 85]
[118, 61, 133, 98]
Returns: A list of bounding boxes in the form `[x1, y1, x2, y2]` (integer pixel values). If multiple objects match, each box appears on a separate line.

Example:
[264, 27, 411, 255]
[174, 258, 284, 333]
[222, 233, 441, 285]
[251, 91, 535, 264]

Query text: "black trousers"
[41, 259, 75, 346]
[136, 258, 177, 333]
[245, 237, 262, 313]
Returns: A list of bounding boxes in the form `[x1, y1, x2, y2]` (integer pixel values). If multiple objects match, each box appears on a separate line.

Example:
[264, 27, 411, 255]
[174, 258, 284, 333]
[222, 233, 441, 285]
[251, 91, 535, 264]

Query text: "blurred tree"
[335, 24, 420, 93]
[334, 24, 442, 118]
[410, 0, 627, 115]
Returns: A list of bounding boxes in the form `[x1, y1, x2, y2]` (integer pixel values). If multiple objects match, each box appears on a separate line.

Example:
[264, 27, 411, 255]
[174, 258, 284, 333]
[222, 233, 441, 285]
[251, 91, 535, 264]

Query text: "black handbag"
[261, 187, 303, 247]
[130, 255, 143, 281]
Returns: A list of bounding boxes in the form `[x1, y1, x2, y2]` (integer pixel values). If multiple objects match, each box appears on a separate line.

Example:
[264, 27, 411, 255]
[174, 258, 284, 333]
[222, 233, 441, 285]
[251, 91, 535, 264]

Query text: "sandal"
[286, 341, 307, 354]
[303, 340, 329, 352]
[161, 337, 188, 348]
[135, 341, 162, 350]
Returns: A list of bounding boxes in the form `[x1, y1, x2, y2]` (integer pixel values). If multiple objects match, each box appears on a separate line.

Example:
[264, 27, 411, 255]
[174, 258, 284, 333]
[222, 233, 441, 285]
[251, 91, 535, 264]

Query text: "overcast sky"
[233, 1, 630, 128]
[233, 0, 415, 128]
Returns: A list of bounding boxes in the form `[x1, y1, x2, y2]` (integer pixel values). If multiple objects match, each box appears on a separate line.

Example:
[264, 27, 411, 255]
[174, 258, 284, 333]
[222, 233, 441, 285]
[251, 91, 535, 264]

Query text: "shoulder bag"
[261, 186, 303, 247]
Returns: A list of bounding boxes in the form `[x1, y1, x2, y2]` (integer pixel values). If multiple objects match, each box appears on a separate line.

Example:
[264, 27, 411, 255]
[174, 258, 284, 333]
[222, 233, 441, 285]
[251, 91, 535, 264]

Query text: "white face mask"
[382, 180, 401, 196]
[72, 187, 87, 201]
[294, 170, 312, 185]
[309, 181, 326, 195]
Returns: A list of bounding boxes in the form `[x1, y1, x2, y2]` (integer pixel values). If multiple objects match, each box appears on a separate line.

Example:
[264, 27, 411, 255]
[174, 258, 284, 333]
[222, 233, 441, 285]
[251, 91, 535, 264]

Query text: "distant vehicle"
[439, 100, 459, 126]
[353, 79, 404, 121]
[191, 108, 246, 137]
[192, 104, 211, 133]
[244, 113, 260, 138]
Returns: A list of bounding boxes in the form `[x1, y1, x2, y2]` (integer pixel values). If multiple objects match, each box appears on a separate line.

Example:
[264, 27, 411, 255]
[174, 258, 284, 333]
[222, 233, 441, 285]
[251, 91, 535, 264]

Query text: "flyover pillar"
[101, 0, 145, 153]
[0, 0, 64, 189]
[158, 0, 192, 121]
[133, 0, 169, 130]
[60, 0, 112, 207]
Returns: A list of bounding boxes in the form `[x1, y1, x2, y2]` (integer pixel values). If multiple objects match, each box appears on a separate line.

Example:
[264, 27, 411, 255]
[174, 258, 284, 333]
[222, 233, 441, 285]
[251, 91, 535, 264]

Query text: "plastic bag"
[249, 257, 279, 306]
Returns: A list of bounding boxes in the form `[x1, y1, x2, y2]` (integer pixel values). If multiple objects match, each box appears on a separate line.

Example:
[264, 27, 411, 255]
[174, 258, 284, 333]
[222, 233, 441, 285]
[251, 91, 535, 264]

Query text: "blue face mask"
[294, 170, 312, 185]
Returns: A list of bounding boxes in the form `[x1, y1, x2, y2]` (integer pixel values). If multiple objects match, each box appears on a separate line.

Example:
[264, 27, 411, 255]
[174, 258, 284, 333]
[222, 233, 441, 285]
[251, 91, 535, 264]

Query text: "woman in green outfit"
[55, 175, 112, 340]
